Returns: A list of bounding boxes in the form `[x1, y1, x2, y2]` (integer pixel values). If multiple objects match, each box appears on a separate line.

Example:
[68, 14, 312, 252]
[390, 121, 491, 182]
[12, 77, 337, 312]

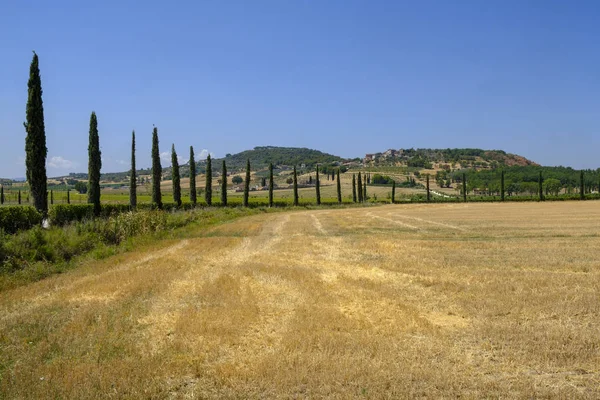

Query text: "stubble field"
[1, 202, 599, 398]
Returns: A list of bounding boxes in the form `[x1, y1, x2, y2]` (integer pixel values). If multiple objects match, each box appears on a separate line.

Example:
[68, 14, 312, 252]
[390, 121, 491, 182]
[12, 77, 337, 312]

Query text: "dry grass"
[1, 202, 599, 398]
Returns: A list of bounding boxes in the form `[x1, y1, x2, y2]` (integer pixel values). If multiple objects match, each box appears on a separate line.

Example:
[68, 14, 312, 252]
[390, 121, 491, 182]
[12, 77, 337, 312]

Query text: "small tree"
[261, 177, 266, 187]
[232, 175, 243, 185]
[87, 112, 102, 216]
[462, 173, 467, 202]
[221, 160, 227, 206]
[130, 131, 137, 210]
[293, 165, 299, 206]
[205, 154, 212, 206]
[151, 126, 162, 209]
[171, 144, 182, 207]
[315, 165, 321, 205]
[189, 146, 197, 206]
[352, 174, 357, 203]
[268, 162, 274, 207]
[580, 170, 585, 200]
[243, 159, 250, 207]
[426, 174, 430, 202]
[363, 179, 367, 201]
[500, 170, 505, 202]
[357, 172, 363, 202]
[336, 169, 342, 204]
[391, 180, 396, 203]
[539, 171, 544, 201]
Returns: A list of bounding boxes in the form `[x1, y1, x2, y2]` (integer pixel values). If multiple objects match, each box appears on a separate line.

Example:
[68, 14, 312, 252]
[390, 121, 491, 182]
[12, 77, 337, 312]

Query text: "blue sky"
[1, 0, 599, 178]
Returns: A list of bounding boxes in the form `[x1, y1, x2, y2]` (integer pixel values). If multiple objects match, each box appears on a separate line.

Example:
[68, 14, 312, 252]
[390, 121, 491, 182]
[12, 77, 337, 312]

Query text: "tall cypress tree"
[462, 173, 467, 202]
[189, 146, 197, 206]
[0, 186, 3, 205]
[87, 112, 101, 216]
[205, 154, 212, 206]
[500, 170, 505, 202]
[221, 160, 228, 206]
[151, 126, 162, 209]
[336, 169, 342, 204]
[580, 170, 585, 200]
[293, 166, 299, 206]
[357, 172, 363, 202]
[426, 174, 430, 202]
[363, 179, 367, 202]
[18, 190, 22, 205]
[24, 52, 48, 215]
[315, 165, 321, 205]
[130, 131, 137, 210]
[539, 171, 544, 201]
[268, 162, 274, 207]
[171, 144, 182, 207]
[352, 174, 357, 203]
[243, 159, 250, 207]
[391, 180, 396, 204]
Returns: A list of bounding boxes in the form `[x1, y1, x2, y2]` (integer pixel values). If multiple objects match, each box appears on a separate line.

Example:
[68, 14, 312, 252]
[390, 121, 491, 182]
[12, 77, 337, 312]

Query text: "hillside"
[53, 146, 344, 183]
[365, 148, 538, 169]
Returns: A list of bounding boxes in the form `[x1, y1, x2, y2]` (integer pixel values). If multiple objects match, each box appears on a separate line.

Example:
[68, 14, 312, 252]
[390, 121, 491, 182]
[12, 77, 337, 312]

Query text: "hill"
[219, 146, 343, 171]
[365, 148, 538, 169]
[45, 146, 344, 183]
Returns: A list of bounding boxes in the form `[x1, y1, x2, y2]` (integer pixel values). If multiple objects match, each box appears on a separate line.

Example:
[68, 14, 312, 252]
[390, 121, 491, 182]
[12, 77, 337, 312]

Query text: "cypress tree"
[268, 162, 274, 207]
[363, 179, 367, 201]
[66, 189, 70, 204]
[336, 169, 342, 204]
[171, 144, 182, 208]
[293, 166, 299, 206]
[130, 131, 137, 210]
[391, 180, 396, 203]
[87, 112, 101, 216]
[151, 127, 162, 209]
[50, 190, 53, 205]
[501, 170, 505, 201]
[24, 52, 48, 215]
[462, 173, 467, 202]
[352, 174, 357, 203]
[189, 146, 197, 206]
[357, 172, 363, 202]
[18, 190, 22, 205]
[243, 159, 250, 207]
[539, 171, 544, 201]
[580, 170, 585, 200]
[0, 186, 3, 204]
[261, 177, 266, 187]
[221, 160, 227, 206]
[315, 165, 321, 205]
[205, 154, 212, 206]
[426, 174, 430, 202]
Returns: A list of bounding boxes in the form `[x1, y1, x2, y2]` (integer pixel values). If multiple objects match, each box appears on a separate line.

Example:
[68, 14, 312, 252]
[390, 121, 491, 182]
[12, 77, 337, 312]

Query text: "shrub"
[0, 206, 43, 234]
[49, 204, 94, 225]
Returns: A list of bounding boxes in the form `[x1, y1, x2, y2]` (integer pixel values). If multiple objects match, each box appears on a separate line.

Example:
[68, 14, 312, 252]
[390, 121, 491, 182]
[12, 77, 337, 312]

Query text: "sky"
[1, 0, 600, 178]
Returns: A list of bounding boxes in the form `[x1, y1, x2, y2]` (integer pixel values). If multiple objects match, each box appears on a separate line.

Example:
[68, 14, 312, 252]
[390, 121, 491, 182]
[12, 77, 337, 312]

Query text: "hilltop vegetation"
[219, 146, 343, 171]
[366, 148, 537, 169]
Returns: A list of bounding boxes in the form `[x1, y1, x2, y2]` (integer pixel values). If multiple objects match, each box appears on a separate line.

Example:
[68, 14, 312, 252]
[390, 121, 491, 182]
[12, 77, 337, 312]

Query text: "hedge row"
[0, 206, 43, 234]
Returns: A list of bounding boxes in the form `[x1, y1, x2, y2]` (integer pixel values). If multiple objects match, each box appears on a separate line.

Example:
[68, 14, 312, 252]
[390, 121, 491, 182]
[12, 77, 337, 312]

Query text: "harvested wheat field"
[1, 202, 599, 398]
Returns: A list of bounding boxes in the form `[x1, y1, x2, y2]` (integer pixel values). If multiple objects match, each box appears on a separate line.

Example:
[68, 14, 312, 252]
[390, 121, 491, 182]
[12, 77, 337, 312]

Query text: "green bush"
[49, 204, 94, 225]
[0, 206, 42, 234]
